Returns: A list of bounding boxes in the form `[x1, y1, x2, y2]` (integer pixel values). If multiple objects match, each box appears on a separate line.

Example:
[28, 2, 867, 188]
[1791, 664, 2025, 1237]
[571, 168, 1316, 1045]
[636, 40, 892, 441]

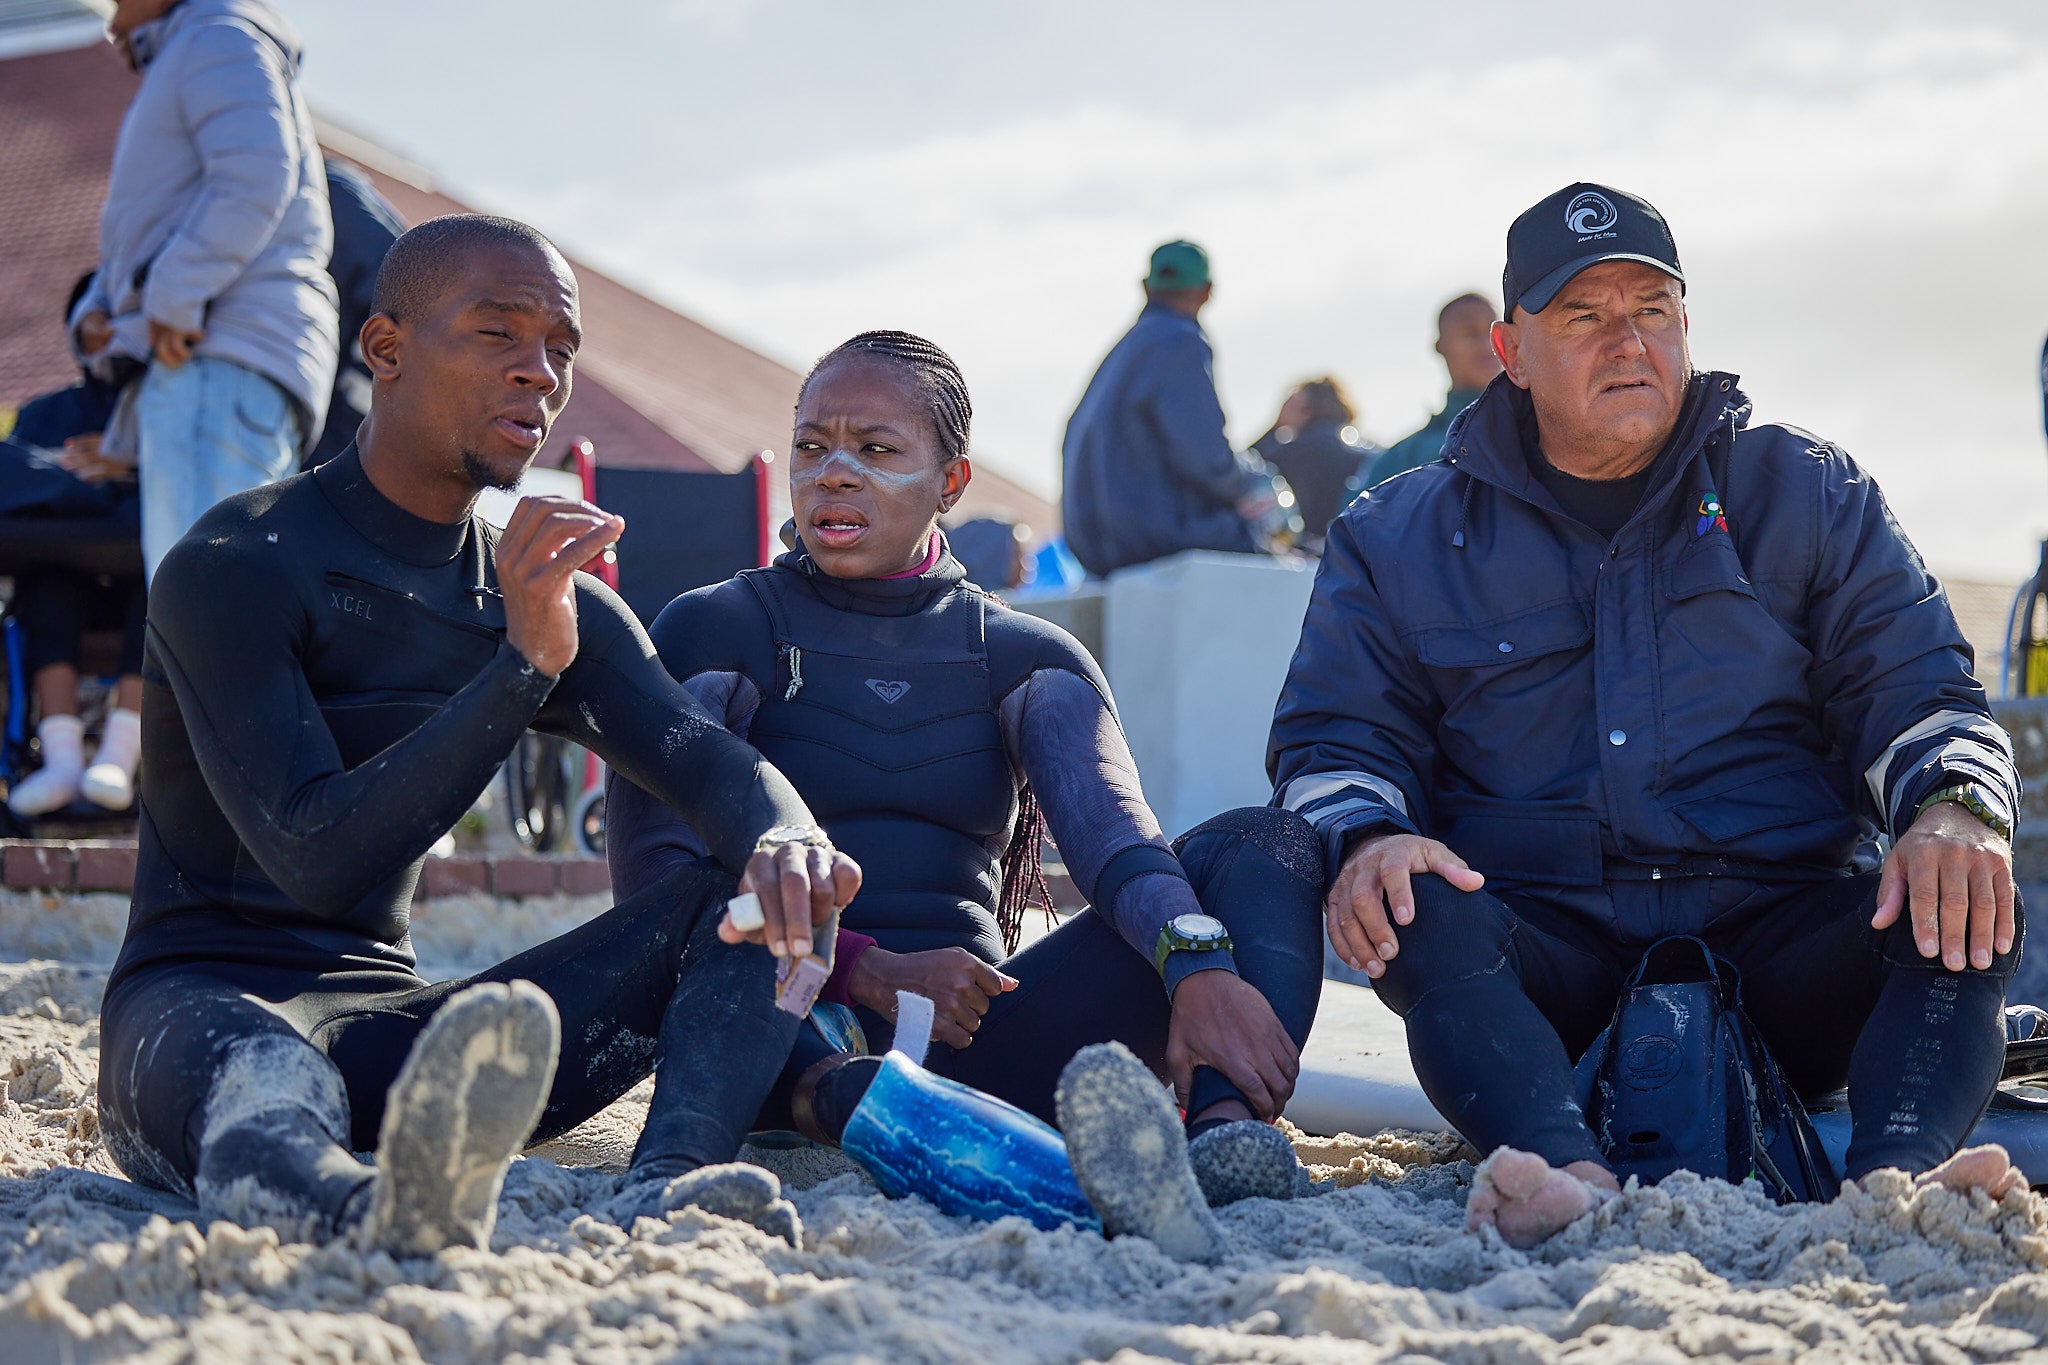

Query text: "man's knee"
[1874, 889, 2027, 981]
[1370, 875, 1519, 1015]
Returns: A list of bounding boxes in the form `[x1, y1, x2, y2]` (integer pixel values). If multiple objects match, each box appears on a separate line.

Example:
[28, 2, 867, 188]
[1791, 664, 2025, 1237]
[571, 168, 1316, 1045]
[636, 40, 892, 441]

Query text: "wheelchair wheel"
[503, 732, 574, 853]
[571, 784, 605, 858]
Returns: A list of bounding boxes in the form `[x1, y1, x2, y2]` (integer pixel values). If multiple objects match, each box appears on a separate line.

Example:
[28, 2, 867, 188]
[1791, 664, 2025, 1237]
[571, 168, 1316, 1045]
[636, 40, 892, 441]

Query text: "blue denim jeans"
[137, 357, 300, 580]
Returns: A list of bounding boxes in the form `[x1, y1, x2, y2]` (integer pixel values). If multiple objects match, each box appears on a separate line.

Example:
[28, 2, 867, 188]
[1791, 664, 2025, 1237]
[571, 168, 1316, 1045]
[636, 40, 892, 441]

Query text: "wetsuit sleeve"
[541, 575, 814, 878]
[1267, 510, 1436, 878]
[1802, 446, 2019, 836]
[1143, 331, 1262, 509]
[999, 666, 1230, 994]
[146, 529, 557, 918]
[603, 669, 757, 901]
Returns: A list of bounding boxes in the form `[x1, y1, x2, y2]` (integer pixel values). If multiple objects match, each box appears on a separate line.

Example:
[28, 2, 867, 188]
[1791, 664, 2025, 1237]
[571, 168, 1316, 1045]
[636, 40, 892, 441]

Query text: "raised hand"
[495, 495, 624, 677]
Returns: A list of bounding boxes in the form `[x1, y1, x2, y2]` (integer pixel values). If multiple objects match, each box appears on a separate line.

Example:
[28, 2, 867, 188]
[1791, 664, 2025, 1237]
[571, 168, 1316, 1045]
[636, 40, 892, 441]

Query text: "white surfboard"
[1286, 979, 1446, 1137]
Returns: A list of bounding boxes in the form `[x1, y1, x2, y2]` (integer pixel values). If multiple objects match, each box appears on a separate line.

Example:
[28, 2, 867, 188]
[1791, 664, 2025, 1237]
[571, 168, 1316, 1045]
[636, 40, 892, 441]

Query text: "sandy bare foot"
[1465, 1148, 1619, 1249]
[1911, 1144, 2029, 1200]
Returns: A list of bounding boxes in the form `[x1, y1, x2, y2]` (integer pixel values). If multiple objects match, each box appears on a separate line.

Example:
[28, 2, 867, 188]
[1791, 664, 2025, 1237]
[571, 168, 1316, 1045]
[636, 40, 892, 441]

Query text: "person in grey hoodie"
[72, 0, 338, 579]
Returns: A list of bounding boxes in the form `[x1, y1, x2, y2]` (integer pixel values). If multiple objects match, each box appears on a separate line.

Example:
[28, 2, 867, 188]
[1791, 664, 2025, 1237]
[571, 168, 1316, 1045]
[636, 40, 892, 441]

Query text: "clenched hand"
[849, 946, 1018, 1049]
[1166, 969, 1299, 1119]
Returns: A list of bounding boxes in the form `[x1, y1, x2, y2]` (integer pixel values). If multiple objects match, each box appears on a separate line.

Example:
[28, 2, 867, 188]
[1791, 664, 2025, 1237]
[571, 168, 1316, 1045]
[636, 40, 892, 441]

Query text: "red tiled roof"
[0, 32, 1057, 532]
[0, 40, 130, 409]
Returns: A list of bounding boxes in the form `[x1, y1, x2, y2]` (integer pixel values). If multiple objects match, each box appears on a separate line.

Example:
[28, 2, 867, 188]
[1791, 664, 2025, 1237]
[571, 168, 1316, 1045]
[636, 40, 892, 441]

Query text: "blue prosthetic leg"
[839, 1050, 1102, 1234]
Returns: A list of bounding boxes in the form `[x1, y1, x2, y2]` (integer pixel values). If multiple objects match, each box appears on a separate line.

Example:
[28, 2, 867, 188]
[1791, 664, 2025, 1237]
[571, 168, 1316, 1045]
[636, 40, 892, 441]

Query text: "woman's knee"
[1174, 807, 1324, 891]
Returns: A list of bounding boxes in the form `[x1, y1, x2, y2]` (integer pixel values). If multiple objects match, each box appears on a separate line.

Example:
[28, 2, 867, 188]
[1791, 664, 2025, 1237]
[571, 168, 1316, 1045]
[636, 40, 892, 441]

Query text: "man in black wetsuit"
[98, 214, 858, 1254]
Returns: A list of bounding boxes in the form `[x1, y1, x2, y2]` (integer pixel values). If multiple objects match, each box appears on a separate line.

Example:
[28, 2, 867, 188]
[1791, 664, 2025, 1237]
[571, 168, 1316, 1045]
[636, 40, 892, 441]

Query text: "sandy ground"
[7, 891, 2048, 1363]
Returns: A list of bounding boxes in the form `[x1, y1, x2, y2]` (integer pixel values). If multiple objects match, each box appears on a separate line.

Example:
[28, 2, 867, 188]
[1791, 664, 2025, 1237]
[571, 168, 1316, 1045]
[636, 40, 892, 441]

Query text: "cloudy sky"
[285, 0, 2048, 580]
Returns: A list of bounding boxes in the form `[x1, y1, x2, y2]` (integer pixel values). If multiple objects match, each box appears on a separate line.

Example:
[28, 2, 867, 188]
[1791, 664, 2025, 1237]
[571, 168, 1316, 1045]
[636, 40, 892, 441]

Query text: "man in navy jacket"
[1270, 183, 2024, 1247]
[1062, 241, 1276, 577]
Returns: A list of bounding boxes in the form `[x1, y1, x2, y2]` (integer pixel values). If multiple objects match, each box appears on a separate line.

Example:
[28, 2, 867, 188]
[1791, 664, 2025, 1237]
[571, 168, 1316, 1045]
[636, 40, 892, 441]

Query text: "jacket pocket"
[1670, 764, 1847, 842]
[1413, 599, 1591, 669]
[1665, 536, 1757, 604]
[1439, 793, 1606, 886]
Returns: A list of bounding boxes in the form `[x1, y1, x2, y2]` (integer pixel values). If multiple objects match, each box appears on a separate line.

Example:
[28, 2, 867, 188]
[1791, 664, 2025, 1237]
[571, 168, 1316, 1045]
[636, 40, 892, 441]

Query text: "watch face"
[1172, 914, 1227, 942]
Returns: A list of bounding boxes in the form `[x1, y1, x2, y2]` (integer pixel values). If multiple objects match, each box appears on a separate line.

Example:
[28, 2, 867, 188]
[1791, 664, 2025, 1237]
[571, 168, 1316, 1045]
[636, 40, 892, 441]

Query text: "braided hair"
[799, 330, 1051, 951]
[799, 330, 972, 463]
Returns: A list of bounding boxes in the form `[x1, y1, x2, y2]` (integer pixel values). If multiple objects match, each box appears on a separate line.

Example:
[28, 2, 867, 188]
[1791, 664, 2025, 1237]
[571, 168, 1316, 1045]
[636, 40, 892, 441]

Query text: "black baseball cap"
[1502, 183, 1683, 316]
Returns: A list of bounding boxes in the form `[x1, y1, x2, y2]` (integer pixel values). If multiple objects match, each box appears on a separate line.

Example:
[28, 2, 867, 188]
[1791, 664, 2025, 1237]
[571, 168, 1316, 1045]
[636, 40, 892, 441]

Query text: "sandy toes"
[1465, 1147, 1619, 1249]
[1912, 1143, 2030, 1200]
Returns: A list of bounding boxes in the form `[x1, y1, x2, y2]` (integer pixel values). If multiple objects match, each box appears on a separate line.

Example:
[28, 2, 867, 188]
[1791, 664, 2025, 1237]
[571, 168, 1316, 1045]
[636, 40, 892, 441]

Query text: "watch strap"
[1915, 784, 2012, 841]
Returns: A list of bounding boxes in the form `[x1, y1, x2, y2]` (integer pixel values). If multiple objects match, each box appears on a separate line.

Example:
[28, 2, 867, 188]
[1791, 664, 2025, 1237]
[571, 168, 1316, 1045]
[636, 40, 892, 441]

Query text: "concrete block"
[1103, 551, 1317, 838]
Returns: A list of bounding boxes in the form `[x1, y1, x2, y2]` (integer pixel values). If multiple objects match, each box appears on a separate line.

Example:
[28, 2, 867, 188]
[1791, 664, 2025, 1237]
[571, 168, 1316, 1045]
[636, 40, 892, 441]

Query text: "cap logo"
[1566, 190, 1619, 237]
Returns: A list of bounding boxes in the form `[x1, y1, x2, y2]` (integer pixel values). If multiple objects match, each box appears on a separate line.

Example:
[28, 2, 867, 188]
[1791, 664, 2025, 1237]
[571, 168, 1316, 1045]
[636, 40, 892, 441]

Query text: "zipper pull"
[781, 643, 804, 700]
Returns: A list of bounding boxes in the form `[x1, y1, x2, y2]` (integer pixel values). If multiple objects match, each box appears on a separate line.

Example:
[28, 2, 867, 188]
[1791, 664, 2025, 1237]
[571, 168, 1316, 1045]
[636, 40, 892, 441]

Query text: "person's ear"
[1491, 319, 1530, 390]
[938, 456, 972, 514]
[361, 312, 404, 383]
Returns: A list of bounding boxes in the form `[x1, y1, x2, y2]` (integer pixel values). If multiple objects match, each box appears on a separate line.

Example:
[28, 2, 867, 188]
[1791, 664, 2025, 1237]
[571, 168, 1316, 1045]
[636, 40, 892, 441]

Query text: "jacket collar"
[1138, 300, 1204, 336]
[1444, 370, 1748, 523]
[130, 0, 303, 73]
[313, 445, 472, 567]
[776, 536, 967, 617]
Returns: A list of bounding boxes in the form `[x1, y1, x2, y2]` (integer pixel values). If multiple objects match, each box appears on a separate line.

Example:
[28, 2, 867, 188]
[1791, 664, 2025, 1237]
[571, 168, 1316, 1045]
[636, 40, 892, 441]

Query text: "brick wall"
[0, 840, 611, 899]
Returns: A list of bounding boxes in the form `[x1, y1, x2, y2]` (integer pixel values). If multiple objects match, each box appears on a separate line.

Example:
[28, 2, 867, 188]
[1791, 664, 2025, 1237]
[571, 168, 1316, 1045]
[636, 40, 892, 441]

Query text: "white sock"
[8, 714, 85, 817]
[91, 707, 141, 776]
[82, 707, 142, 811]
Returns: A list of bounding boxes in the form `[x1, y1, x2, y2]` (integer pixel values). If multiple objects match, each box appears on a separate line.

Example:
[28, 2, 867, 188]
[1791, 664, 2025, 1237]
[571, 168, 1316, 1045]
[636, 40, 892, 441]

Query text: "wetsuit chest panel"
[741, 572, 1017, 956]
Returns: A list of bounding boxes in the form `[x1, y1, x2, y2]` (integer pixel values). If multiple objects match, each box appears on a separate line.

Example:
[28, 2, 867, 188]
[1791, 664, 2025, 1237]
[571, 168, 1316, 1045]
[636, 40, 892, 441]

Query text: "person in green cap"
[1362, 292, 1503, 487]
[1061, 241, 1280, 577]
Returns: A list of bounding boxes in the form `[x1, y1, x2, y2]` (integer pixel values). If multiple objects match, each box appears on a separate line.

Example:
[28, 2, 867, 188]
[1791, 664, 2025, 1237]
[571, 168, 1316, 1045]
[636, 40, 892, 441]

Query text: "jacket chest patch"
[866, 679, 912, 705]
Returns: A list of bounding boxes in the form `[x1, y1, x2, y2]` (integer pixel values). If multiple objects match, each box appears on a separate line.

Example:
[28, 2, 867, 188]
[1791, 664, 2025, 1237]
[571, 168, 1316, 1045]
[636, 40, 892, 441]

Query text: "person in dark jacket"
[609, 331, 1326, 1254]
[1251, 376, 1379, 550]
[1061, 241, 1278, 577]
[308, 159, 405, 468]
[1362, 292, 1502, 487]
[1270, 183, 2024, 1248]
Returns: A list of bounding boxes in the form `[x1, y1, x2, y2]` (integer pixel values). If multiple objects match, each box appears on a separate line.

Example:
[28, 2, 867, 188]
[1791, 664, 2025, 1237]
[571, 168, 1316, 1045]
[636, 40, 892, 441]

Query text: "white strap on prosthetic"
[892, 991, 936, 1065]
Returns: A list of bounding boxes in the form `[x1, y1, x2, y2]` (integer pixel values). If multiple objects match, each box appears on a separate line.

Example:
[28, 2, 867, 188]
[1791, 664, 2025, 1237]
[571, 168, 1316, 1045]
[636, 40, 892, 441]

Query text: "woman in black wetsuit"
[607, 331, 1327, 1209]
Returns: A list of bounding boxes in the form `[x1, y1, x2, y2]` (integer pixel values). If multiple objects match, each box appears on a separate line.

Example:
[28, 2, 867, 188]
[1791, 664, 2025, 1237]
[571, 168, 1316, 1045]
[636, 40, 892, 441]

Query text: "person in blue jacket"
[1269, 182, 2025, 1248]
[1061, 241, 1279, 577]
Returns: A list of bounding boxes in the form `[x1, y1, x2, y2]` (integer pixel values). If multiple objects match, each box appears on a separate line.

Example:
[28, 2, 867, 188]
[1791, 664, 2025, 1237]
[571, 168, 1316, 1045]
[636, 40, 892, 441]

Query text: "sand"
[6, 889, 2048, 1363]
